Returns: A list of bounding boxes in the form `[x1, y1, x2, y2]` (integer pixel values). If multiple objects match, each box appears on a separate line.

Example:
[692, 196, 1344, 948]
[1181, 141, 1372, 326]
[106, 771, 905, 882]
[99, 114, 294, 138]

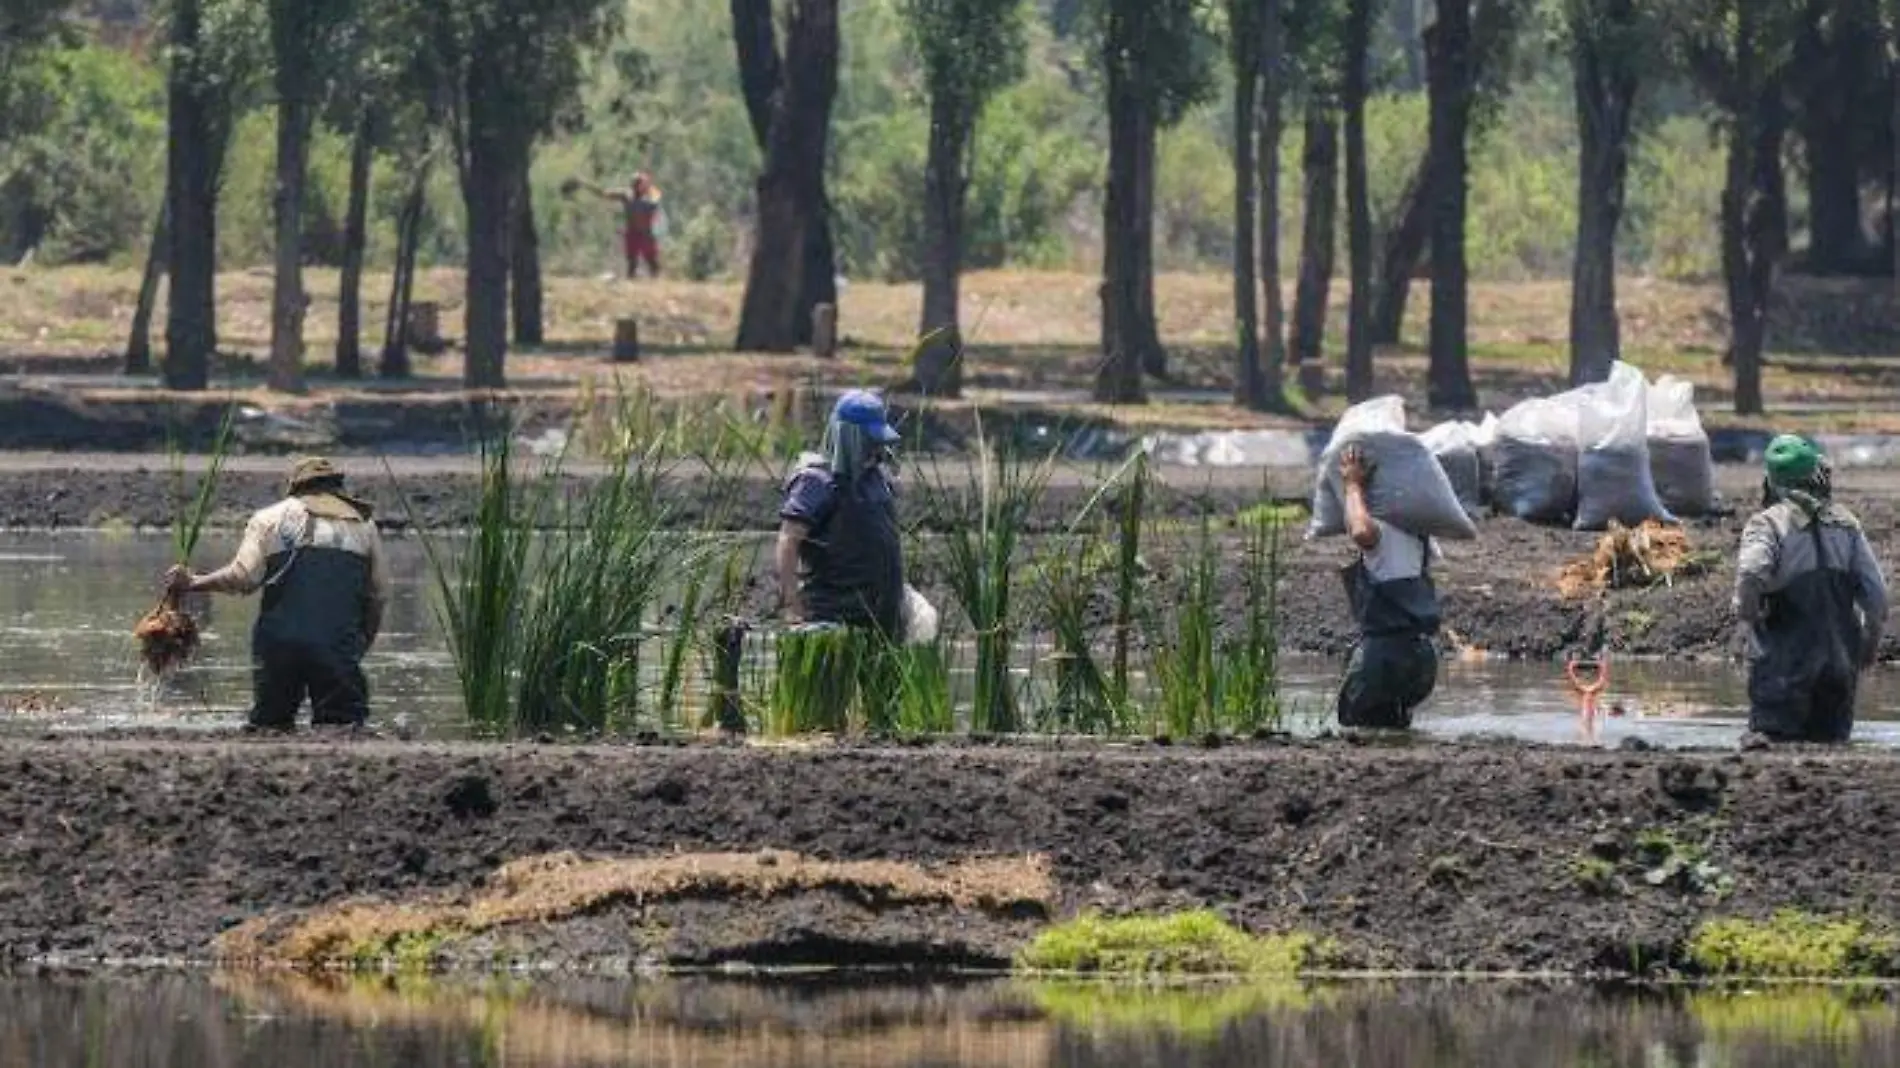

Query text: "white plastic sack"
[1492, 394, 1581, 523]
[1308, 396, 1479, 541]
[900, 584, 939, 644]
[1647, 374, 1716, 516]
[1418, 417, 1492, 519]
[1574, 362, 1674, 531]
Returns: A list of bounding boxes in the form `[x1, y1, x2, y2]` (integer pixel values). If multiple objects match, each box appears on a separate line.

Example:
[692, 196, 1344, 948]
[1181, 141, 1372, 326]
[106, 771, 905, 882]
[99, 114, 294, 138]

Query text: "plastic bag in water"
[1309, 396, 1479, 541]
[1493, 394, 1581, 524]
[1647, 374, 1716, 516]
[1573, 362, 1675, 530]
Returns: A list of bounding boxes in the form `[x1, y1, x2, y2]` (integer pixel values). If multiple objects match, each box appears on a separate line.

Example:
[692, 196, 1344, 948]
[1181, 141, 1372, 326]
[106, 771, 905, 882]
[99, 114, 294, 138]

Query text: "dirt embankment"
[3, 738, 1899, 976]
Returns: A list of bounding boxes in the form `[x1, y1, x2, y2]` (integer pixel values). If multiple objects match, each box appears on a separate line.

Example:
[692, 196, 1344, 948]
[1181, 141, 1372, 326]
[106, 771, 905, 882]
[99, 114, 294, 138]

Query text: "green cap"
[1763, 434, 1822, 487]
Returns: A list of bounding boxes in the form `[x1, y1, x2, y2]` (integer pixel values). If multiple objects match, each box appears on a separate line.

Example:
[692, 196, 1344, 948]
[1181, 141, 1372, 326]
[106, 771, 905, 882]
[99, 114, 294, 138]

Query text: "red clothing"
[623, 193, 661, 276]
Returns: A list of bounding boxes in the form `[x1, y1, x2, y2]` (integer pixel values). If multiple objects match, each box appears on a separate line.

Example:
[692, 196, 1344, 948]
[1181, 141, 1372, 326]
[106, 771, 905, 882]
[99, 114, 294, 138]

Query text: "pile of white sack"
[1308, 363, 1716, 538]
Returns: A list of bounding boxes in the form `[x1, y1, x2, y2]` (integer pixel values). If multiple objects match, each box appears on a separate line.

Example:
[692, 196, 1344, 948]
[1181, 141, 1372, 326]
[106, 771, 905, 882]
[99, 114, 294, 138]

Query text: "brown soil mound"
[1556, 521, 1706, 600]
[8, 739, 1900, 976]
[218, 850, 1053, 969]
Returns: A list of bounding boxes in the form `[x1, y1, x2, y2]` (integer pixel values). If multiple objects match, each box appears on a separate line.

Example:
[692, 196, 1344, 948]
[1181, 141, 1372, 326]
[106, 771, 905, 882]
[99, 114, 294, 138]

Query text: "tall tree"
[334, 110, 374, 378]
[1790, 0, 1883, 275]
[1425, 0, 1478, 410]
[266, 0, 354, 393]
[1566, 0, 1644, 386]
[430, 0, 619, 388]
[901, 0, 1028, 396]
[732, 0, 840, 352]
[1675, 0, 1801, 414]
[1093, 0, 1216, 403]
[511, 163, 544, 345]
[163, 0, 263, 392]
[733, 0, 840, 352]
[1256, 0, 1291, 409]
[1341, 0, 1375, 401]
[1230, 0, 1268, 407]
[1289, 106, 1337, 396]
[1369, 0, 1532, 346]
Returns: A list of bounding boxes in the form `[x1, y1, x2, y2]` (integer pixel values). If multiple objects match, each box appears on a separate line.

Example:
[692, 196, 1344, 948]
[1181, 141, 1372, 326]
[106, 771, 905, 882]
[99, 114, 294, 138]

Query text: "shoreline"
[4, 736, 1900, 978]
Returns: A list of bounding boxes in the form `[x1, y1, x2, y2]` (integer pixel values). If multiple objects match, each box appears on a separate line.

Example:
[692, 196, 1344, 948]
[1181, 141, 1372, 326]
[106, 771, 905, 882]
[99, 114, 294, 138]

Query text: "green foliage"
[900, 0, 1028, 116]
[1689, 912, 1898, 979]
[1029, 980, 1321, 1038]
[1017, 910, 1318, 977]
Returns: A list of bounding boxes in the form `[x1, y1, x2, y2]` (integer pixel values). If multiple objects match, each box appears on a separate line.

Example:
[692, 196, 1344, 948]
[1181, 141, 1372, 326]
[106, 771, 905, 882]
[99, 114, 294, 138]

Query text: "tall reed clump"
[915, 425, 1056, 735]
[771, 625, 866, 735]
[415, 386, 744, 737]
[1111, 452, 1148, 708]
[408, 427, 544, 733]
[1036, 453, 1143, 735]
[136, 405, 238, 679]
[1143, 502, 1289, 738]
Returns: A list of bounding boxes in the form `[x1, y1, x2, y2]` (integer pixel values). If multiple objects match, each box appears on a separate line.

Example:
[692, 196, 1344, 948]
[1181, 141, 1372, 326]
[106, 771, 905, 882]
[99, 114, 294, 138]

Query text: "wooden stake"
[612, 318, 640, 363]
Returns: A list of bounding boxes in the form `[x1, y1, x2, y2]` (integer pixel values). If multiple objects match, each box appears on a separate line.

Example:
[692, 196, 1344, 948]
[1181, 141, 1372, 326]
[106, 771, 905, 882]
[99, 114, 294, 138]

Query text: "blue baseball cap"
[832, 389, 901, 444]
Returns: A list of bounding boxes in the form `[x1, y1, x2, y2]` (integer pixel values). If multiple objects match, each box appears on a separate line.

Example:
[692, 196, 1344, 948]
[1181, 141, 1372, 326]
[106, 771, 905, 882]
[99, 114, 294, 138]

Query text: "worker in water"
[164, 457, 388, 731]
[1734, 435, 1887, 743]
[1336, 444, 1441, 728]
[776, 391, 905, 641]
[576, 172, 664, 279]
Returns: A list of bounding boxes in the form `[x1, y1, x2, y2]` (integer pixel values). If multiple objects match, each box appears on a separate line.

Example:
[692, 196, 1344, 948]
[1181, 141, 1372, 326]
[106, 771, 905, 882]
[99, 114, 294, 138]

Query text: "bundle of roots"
[1557, 519, 1702, 600]
[135, 592, 200, 677]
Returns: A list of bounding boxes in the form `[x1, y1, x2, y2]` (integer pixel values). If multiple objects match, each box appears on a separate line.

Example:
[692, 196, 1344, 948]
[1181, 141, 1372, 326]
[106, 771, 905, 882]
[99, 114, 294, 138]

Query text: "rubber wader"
[251, 511, 372, 728]
[1748, 520, 1864, 743]
[1337, 535, 1441, 729]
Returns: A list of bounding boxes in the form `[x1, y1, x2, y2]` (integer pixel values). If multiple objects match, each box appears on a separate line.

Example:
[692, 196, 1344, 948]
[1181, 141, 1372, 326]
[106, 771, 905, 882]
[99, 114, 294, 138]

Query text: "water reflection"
[5, 530, 1900, 748]
[2, 973, 1899, 1068]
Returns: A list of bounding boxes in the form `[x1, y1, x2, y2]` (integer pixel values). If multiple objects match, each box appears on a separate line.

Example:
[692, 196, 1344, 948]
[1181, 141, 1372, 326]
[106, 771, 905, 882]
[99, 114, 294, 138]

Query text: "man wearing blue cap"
[1735, 435, 1887, 743]
[776, 390, 905, 640]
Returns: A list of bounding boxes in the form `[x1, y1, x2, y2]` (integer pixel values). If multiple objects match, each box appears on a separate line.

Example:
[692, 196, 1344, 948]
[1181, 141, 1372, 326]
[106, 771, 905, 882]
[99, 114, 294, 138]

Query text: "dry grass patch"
[218, 850, 1054, 968]
[1557, 520, 1709, 600]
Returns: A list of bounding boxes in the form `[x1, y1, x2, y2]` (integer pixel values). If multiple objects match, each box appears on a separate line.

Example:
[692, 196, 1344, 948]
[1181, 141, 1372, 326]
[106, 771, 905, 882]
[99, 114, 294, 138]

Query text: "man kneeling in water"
[1336, 444, 1441, 729]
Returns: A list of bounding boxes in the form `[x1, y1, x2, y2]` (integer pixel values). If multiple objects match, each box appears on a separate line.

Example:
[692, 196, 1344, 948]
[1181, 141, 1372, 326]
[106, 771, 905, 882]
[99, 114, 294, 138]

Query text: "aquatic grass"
[914, 420, 1058, 735]
[890, 639, 954, 735]
[1110, 452, 1147, 707]
[771, 625, 864, 735]
[1016, 911, 1319, 977]
[401, 427, 550, 734]
[169, 403, 238, 563]
[138, 404, 239, 680]
[1689, 912, 1899, 979]
[1224, 502, 1288, 734]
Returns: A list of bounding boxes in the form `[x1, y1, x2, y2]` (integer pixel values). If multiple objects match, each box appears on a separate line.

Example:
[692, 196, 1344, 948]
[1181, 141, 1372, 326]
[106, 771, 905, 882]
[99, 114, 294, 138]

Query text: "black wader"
[797, 471, 904, 642]
[252, 542, 373, 729]
[1748, 521, 1864, 743]
[1337, 536, 1441, 729]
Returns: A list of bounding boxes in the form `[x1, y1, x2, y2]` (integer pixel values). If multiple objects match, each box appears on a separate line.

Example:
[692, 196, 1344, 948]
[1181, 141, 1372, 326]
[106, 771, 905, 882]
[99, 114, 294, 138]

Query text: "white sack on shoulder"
[1308, 396, 1479, 541]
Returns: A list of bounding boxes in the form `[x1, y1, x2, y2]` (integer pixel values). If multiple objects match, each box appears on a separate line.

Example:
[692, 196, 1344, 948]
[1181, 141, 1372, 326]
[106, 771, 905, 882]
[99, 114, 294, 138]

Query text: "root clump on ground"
[1557, 519, 1706, 600]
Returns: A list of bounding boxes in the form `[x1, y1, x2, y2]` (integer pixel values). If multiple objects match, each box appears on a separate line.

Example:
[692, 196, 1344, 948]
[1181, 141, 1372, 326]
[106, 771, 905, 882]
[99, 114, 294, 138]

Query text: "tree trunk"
[1369, 154, 1429, 345]
[335, 113, 373, 379]
[1567, 0, 1636, 387]
[1257, 0, 1289, 406]
[735, 0, 839, 352]
[1425, 2, 1477, 411]
[1134, 112, 1165, 380]
[163, 0, 215, 392]
[1095, 68, 1149, 404]
[463, 120, 516, 389]
[125, 198, 168, 375]
[1291, 106, 1338, 398]
[1724, 5, 1790, 416]
[380, 152, 428, 380]
[1231, 10, 1266, 409]
[1343, 0, 1375, 402]
[268, 70, 311, 393]
[917, 90, 970, 397]
[1893, 0, 1900, 286]
[511, 162, 545, 347]
[1798, 5, 1873, 275]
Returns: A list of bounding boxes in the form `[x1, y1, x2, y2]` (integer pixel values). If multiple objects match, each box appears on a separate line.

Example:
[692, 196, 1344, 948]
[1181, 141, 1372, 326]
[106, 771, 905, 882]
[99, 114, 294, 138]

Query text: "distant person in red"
[571, 172, 665, 279]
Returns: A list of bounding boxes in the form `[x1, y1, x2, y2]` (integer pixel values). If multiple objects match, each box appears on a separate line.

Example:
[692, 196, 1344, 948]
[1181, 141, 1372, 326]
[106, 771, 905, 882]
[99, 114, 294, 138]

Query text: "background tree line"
[2, 0, 1898, 412]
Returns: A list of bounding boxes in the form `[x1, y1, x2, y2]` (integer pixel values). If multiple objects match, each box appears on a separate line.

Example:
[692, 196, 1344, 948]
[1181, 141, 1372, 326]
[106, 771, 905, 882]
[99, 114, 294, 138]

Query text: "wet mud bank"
[4, 738, 1900, 976]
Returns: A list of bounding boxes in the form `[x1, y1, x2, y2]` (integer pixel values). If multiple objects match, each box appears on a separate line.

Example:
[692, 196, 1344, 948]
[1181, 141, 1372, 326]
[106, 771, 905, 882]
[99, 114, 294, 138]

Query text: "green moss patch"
[1689, 911, 1900, 978]
[1015, 910, 1320, 977]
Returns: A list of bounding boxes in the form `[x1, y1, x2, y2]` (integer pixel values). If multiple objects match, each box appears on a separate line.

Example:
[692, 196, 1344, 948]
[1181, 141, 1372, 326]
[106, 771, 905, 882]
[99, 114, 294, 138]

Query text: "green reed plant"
[1224, 505, 1287, 733]
[1145, 510, 1224, 738]
[1111, 452, 1148, 708]
[772, 624, 864, 735]
[1034, 452, 1143, 735]
[169, 404, 238, 562]
[890, 637, 954, 735]
[914, 422, 1057, 735]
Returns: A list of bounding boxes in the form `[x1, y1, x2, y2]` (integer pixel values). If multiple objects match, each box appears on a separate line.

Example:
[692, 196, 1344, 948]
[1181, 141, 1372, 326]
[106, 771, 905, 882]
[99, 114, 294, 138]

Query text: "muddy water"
[2, 973, 1898, 1067]
[3, 530, 1898, 747]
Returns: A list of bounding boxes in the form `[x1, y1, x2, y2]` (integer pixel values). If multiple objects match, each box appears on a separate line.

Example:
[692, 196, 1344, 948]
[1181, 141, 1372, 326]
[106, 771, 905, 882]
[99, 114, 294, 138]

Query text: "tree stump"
[612, 318, 640, 363]
[811, 303, 838, 359]
[404, 302, 445, 354]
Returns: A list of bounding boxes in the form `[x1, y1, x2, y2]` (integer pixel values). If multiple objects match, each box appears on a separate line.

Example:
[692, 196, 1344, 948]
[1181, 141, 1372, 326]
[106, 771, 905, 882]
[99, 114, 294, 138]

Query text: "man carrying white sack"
[1336, 444, 1441, 729]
